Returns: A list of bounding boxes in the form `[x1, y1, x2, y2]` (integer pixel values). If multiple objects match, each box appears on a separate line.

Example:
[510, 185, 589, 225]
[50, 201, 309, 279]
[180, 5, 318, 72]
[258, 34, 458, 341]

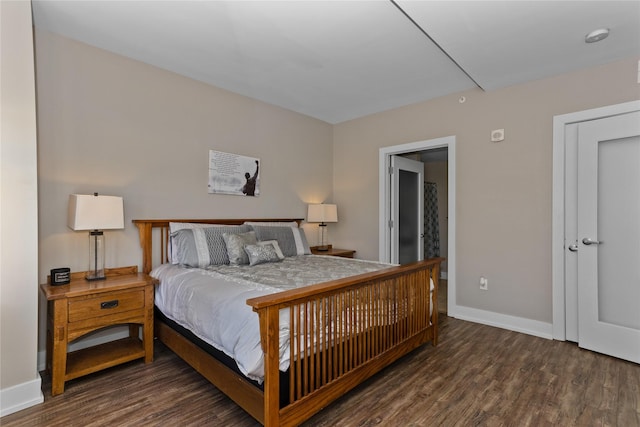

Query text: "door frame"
[379, 135, 457, 315]
[551, 100, 640, 340]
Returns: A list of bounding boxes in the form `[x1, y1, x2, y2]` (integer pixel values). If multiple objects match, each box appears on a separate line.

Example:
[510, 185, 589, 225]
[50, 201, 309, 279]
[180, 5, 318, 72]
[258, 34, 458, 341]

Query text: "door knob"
[568, 244, 578, 252]
[582, 238, 602, 246]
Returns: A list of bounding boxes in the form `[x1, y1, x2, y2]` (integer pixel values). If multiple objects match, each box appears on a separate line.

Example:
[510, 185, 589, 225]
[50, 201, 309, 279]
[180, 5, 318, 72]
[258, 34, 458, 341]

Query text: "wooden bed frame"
[133, 218, 443, 427]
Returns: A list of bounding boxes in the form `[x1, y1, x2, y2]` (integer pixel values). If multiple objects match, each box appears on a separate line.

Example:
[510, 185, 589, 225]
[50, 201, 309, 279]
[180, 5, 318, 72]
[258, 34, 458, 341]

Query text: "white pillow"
[243, 221, 299, 228]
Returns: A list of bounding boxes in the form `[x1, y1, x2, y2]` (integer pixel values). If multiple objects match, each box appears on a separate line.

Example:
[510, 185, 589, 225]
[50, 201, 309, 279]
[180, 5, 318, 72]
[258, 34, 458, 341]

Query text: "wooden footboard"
[133, 219, 442, 427]
[247, 259, 441, 426]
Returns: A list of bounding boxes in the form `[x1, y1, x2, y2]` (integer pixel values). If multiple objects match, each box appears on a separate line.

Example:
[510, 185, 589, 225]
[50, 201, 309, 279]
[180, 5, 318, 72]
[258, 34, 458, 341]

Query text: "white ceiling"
[31, 1, 640, 124]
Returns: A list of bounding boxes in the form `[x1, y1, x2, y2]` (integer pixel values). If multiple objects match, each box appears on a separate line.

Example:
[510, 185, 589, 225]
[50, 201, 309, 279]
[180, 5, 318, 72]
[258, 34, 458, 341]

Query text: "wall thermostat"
[50, 267, 71, 286]
[491, 129, 505, 142]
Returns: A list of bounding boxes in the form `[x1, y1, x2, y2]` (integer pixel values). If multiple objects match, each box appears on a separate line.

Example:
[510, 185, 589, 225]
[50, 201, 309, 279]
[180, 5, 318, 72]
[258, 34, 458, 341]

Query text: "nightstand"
[40, 266, 156, 396]
[310, 245, 356, 258]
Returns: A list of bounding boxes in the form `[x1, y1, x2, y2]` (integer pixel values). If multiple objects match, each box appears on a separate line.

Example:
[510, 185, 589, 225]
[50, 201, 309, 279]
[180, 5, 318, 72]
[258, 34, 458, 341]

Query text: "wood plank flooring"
[3, 316, 638, 426]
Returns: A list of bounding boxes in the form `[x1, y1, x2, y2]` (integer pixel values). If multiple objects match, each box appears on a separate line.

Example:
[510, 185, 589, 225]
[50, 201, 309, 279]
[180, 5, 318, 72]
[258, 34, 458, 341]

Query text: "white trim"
[552, 100, 640, 340]
[379, 135, 457, 315]
[455, 305, 553, 340]
[0, 378, 44, 417]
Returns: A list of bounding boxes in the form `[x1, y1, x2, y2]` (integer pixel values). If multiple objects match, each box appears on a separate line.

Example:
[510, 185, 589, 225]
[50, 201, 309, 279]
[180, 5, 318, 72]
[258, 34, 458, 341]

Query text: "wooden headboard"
[132, 218, 304, 274]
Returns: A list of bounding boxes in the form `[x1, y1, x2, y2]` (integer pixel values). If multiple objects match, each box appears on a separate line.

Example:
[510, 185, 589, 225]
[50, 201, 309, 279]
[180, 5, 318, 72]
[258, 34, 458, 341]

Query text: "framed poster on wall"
[208, 150, 260, 196]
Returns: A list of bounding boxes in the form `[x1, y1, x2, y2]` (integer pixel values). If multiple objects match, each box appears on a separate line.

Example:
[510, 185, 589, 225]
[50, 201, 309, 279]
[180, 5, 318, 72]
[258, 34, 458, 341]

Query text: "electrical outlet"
[479, 277, 488, 290]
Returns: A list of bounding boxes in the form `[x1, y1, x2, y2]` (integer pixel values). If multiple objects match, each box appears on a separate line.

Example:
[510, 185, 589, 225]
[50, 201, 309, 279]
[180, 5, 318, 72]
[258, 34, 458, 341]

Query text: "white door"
[390, 155, 424, 264]
[576, 111, 640, 363]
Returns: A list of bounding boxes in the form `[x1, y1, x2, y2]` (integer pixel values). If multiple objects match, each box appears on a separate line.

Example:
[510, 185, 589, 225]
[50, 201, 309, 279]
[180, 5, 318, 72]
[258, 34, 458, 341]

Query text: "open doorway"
[379, 136, 456, 316]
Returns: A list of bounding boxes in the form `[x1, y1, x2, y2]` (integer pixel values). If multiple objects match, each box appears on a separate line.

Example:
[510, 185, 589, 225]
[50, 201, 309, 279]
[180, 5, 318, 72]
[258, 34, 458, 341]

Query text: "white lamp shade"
[307, 204, 338, 223]
[68, 194, 124, 230]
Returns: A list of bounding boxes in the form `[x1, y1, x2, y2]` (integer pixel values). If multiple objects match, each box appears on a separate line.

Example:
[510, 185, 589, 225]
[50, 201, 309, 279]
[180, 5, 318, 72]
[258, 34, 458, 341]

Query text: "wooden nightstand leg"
[143, 285, 154, 363]
[45, 308, 53, 374]
[51, 300, 68, 396]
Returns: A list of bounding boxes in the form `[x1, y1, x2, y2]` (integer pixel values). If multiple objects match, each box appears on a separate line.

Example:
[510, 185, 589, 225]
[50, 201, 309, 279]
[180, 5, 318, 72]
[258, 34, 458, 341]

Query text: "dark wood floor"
[3, 316, 639, 426]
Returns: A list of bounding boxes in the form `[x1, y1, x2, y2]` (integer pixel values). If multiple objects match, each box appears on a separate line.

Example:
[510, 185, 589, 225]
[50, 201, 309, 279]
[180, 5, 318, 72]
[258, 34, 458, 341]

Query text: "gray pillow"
[250, 225, 311, 257]
[171, 225, 251, 267]
[222, 231, 257, 265]
[244, 243, 282, 266]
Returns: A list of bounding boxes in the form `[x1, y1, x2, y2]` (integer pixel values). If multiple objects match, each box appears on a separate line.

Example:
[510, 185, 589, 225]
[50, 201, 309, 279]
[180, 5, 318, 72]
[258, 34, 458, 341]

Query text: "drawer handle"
[100, 300, 119, 309]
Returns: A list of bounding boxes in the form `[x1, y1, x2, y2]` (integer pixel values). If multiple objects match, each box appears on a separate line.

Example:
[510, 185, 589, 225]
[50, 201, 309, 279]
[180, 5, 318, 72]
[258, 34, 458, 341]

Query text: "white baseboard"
[449, 305, 553, 340]
[0, 377, 44, 417]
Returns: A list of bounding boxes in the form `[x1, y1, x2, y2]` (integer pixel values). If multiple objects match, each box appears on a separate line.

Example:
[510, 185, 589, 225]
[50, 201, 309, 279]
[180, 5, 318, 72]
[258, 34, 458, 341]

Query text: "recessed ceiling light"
[585, 28, 609, 43]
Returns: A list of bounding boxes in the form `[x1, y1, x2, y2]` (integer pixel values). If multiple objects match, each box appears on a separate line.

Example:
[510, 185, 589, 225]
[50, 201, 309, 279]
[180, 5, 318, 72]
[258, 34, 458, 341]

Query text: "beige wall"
[0, 0, 43, 415]
[34, 30, 334, 352]
[333, 56, 640, 324]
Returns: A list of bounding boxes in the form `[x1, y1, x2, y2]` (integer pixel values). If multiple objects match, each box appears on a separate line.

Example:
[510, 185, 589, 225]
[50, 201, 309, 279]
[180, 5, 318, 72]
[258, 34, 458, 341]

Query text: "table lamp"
[68, 193, 124, 281]
[307, 204, 338, 251]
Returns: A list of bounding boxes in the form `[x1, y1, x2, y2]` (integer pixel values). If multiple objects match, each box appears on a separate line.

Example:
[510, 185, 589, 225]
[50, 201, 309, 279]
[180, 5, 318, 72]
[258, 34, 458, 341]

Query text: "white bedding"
[152, 255, 432, 383]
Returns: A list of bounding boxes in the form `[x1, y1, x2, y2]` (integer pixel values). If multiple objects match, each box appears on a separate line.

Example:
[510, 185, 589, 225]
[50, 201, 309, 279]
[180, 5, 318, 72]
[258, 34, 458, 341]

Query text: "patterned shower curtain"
[424, 182, 440, 258]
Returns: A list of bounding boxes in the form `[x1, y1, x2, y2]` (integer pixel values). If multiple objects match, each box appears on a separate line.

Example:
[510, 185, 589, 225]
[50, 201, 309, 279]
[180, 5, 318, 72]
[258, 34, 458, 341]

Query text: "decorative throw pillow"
[250, 226, 311, 257]
[223, 231, 257, 265]
[171, 225, 252, 267]
[244, 243, 283, 266]
[257, 240, 285, 260]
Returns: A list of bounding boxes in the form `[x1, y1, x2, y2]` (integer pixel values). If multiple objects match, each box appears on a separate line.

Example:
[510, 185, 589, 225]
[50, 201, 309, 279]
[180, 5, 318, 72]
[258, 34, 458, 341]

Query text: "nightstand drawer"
[68, 290, 145, 322]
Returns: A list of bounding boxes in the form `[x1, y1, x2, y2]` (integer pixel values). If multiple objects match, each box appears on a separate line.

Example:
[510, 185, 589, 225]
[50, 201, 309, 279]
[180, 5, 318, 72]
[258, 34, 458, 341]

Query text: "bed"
[133, 218, 443, 426]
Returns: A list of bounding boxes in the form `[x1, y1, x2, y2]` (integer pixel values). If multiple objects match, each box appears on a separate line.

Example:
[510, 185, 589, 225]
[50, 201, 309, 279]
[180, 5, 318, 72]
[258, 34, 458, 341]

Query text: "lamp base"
[85, 272, 106, 281]
[87, 230, 106, 281]
[315, 245, 330, 251]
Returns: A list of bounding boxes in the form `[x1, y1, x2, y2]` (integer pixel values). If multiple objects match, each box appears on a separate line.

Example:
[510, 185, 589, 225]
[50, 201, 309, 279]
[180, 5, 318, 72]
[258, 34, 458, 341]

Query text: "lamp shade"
[307, 204, 338, 223]
[68, 194, 124, 231]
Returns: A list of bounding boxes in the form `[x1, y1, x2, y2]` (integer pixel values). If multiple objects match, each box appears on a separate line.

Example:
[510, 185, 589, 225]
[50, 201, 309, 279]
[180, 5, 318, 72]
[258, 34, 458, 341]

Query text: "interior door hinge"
[388, 219, 394, 229]
[389, 166, 393, 175]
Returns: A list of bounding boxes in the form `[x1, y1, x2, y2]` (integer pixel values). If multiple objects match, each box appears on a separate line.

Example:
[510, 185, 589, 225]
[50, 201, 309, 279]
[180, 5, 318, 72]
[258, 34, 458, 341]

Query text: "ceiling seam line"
[390, 0, 484, 91]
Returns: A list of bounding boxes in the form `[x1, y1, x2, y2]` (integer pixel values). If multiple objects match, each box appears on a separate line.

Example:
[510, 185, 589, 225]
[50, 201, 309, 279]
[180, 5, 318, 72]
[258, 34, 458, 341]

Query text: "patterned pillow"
[244, 243, 282, 266]
[250, 225, 311, 257]
[222, 231, 257, 265]
[257, 240, 285, 260]
[171, 225, 252, 267]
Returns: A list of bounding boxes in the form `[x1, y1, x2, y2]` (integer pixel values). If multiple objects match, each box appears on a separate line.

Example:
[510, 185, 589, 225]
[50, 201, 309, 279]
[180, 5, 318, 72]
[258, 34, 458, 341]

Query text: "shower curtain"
[424, 182, 440, 258]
